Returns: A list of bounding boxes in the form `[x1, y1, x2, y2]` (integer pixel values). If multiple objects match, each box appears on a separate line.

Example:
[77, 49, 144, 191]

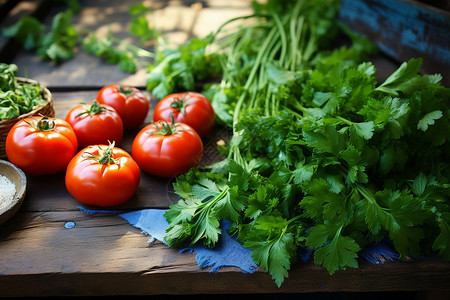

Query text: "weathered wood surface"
[1, 207, 450, 296]
[340, 0, 450, 87]
[1, 0, 450, 298]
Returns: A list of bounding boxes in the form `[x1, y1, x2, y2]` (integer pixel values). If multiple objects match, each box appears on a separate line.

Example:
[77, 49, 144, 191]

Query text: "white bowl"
[0, 159, 26, 226]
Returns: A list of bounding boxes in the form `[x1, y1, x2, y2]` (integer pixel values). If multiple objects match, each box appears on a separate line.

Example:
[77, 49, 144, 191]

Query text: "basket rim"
[0, 77, 53, 124]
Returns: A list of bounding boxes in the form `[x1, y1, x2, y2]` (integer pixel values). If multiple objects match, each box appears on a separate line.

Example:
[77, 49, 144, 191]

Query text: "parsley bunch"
[129, 3, 160, 45]
[2, 1, 157, 71]
[3, 10, 79, 64]
[146, 34, 222, 99]
[161, 0, 450, 287]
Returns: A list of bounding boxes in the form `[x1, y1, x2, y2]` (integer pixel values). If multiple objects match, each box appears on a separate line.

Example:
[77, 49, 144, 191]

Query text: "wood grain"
[0, 207, 449, 296]
[340, 0, 450, 87]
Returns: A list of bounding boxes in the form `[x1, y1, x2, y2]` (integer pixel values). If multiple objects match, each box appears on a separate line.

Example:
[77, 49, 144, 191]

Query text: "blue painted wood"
[340, 0, 450, 86]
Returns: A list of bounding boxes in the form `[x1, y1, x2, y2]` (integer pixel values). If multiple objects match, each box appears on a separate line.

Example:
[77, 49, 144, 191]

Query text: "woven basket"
[0, 77, 55, 159]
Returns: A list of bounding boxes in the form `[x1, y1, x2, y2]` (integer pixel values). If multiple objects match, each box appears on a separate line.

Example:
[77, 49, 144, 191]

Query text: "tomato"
[96, 84, 149, 130]
[153, 92, 215, 137]
[65, 142, 140, 207]
[65, 100, 123, 149]
[131, 119, 203, 178]
[5, 116, 78, 176]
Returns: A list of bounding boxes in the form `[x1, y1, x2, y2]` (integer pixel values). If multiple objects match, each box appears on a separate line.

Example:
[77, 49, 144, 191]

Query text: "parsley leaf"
[3, 10, 79, 64]
[37, 11, 80, 64]
[312, 227, 361, 274]
[146, 34, 220, 99]
[82, 32, 139, 73]
[244, 215, 299, 287]
[433, 215, 450, 260]
[129, 3, 160, 45]
[2, 17, 45, 50]
[417, 110, 443, 132]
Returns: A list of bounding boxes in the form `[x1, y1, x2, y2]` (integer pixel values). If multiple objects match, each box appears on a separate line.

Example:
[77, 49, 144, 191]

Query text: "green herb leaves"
[0, 63, 46, 120]
[244, 215, 298, 287]
[161, 0, 450, 287]
[129, 3, 160, 45]
[3, 11, 79, 64]
[146, 34, 221, 99]
[2, 1, 157, 71]
[2, 17, 45, 51]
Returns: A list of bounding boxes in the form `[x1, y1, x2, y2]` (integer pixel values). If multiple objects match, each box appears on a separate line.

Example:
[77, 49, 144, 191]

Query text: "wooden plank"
[339, 0, 450, 87]
[0, 210, 449, 296]
[418, 0, 450, 11]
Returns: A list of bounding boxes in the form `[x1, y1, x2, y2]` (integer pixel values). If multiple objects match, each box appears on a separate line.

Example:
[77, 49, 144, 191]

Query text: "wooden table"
[1, 0, 449, 298]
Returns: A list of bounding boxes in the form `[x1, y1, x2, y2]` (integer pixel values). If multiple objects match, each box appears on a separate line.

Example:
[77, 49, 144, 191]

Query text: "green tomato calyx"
[118, 85, 135, 97]
[25, 115, 56, 132]
[83, 141, 119, 165]
[169, 93, 189, 115]
[76, 100, 108, 118]
[149, 113, 187, 136]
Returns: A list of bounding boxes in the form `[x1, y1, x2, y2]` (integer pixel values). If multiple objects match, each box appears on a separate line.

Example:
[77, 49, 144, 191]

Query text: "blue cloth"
[120, 209, 169, 244]
[360, 241, 400, 264]
[121, 209, 258, 273]
[77, 207, 399, 271]
[180, 220, 257, 273]
[78, 207, 258, 273]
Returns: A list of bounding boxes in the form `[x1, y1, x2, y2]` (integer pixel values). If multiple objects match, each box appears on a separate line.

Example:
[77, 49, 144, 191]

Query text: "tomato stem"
[24, 115, 56, 132]
[169, 93, 189, 115]
[75, 100, 108, 118]
[149, 113, 187, 136]
[83, 141, 118, 165]
[118, 85, 135, 97]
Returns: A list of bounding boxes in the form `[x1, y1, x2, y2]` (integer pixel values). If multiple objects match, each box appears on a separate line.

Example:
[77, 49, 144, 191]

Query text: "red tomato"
[131, 120, 203, 178]
[65, 100, 123, 149]
[65, 143, 140, 207]
[6, 115, 78, 176]
[96, 84, 149, 130]
[153, 92, 215, 137]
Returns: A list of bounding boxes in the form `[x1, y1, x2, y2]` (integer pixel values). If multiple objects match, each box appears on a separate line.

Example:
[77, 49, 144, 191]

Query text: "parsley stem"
[213, 14, 269, 39]
[335, 115, 353, 126]
[194, 186, 230, 218]
[273, 13, 287, 66]
[232, 23, 278, 128]
[292, 102, 308, 114]
[284, 107, 303, 120]
[289, 2, 304, 70]
[286, 214, 302, 226]
[110, 36, 154, 58]
[355, 183, 390, 214]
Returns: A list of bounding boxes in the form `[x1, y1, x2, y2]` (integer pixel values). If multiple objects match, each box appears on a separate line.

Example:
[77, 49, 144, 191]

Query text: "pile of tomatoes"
[5, 84, 215, 207]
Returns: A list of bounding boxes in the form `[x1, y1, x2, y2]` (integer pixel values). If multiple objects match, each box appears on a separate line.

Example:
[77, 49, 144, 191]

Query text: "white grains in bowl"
[0, 175, 16, 210]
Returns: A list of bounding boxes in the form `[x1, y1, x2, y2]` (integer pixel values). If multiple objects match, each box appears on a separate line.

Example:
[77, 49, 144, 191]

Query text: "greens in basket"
[0, 63, 47, 120]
